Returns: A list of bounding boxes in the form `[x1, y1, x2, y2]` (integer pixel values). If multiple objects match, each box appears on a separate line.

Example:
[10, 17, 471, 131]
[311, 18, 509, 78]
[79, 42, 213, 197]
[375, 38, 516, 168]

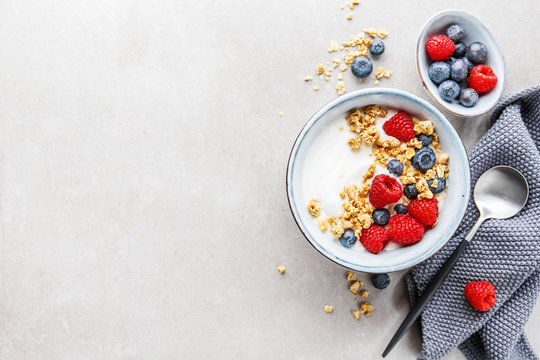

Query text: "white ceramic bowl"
[286, 88, 470, 273]
[416, 10, 505, 117]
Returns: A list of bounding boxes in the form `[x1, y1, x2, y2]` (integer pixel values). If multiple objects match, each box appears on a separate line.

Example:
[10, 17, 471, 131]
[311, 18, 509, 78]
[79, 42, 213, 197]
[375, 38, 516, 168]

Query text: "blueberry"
[417, 134, 433, 146]
[369, 39, 385, 56]
[351, 56, 373, 78]
[394, 204, 408, 214]
[459, 88, 479, 107]
[372, 209, 391, 226]
[386, 159, 404, 176]
[450, 59, 468, 82]
[461, 56, 474, 71]
[446, 24, 465, 42]
[439, 80, 460, 102]
[446, 56, 458, 65]
[403, 184, 419, 199]
[466, 42, 488, 64]
[339, 229, 357, 248]
[371, 273, 390, 289]
[428, 175, 447, 194]
[412, 146, 436, 171]
[452, 41, 467, 58]
[428, 62, 450, 84]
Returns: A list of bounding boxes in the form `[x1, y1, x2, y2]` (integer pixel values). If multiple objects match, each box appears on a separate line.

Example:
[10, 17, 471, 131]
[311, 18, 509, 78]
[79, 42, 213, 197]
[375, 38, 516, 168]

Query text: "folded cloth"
[407, 85, 540, 360]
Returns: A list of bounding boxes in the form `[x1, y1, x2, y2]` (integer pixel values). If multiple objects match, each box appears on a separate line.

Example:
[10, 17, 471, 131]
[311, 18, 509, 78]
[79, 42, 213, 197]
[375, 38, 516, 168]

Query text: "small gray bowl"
[286, 88, 470, 273]
[417, 10, 505, 117]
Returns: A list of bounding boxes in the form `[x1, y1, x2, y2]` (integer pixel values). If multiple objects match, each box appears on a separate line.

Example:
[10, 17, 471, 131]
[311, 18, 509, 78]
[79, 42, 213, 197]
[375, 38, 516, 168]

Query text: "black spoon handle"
[382, 239, 469, 357]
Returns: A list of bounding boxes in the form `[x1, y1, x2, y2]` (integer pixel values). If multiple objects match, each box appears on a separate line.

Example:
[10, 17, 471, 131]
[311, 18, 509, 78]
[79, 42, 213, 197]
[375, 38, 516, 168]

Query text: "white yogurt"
[302, 109, 445, 253]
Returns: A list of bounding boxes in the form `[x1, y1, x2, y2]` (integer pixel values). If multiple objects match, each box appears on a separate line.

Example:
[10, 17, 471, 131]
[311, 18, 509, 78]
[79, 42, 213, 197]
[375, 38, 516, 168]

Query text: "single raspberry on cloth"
[464, 281, 497, 311]
[369, 174, 403, 208]
[387, 214, 424, 244]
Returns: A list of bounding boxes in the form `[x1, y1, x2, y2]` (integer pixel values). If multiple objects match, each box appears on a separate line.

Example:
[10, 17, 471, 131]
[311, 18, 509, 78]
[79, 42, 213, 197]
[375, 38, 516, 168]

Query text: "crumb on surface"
[324, 305, 333, 313]
[373, 80, 380, 85]
[337, 73, 343, 80]
[352, 310, 360, 320]
[349, 281, 363, 295]
[347, 13, 353, 20]
[364, 28, 377, 38]
[359, 302, 373, 316]
[375, 66, 392, 79]
[277, 265, 286, 274]
[313, 85, 320, 91]
[316, 63, 325, 74]
[346, 271, 357, 282]
[328, 39, 340, 53]
[360, 290, 369, 298]
[336, 81, 346, 95]
[278, 112, 283, 117]
[377, 28, 388, 38]
[304, 76, 313, 81]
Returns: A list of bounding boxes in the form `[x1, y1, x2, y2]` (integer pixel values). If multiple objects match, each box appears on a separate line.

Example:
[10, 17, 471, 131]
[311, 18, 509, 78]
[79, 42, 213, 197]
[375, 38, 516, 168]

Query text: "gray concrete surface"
[0, 0, 539, 359]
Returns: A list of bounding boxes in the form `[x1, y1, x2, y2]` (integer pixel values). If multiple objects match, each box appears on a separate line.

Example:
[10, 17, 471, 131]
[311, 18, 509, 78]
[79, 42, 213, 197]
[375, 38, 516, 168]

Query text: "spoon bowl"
[474, 166, 529, 220]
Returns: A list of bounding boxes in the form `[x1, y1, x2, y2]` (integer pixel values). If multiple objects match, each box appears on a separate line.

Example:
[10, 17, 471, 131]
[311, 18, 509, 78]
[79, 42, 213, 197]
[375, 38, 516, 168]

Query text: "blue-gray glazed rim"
[286, 88, 470, 273]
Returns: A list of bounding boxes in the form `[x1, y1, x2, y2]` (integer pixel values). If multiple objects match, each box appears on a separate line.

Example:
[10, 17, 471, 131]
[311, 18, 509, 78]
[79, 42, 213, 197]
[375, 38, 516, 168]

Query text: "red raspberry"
[426, 35, 455, 61]
[408, 198, 439, 226]
[382, 111, 416, 141]
[359, 225, 389, 254]
[464, 281, 496, 311]
[468, 65, 498, 94]
[387, 214, 424, 244]
[369, 175, 403, 208]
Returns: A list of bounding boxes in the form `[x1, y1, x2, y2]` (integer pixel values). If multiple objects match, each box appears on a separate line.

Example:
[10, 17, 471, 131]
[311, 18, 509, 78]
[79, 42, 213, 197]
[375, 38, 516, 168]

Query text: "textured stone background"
[0, 0, 539, 358]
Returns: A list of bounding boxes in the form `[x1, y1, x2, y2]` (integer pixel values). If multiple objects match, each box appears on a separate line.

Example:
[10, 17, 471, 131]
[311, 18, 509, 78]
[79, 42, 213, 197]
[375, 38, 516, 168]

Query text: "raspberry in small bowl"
[416, 10, 505, 117]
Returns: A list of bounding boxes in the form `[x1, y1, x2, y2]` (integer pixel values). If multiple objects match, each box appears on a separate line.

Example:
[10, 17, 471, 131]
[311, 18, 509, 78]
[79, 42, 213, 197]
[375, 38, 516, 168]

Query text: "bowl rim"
[416, 9, 506, 118]
[286, 88, 471, 273]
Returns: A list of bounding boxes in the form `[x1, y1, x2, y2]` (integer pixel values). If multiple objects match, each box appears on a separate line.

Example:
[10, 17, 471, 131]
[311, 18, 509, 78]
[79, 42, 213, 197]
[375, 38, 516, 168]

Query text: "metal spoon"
[382, 166, 529, 357]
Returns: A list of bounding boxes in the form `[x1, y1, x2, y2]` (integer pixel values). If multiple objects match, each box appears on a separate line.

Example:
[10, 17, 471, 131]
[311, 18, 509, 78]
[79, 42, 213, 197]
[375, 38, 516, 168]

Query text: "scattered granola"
[277, 265, 286, 274]
[347, 13, 353, 20]
[304, 76, 313, 81]
[324, 305, 334, 313]
[346, 271, 357, 282]
[278, 112, 283, 117]
[352, 310, 361, 320]
[305, 28, 389, 94]
[313, 86, 320, 91]
[360, 290, 369, 298]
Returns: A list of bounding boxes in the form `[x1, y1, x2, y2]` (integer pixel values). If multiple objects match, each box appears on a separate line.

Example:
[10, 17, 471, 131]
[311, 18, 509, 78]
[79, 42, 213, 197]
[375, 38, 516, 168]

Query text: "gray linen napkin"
[407, 85, 540, 360]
